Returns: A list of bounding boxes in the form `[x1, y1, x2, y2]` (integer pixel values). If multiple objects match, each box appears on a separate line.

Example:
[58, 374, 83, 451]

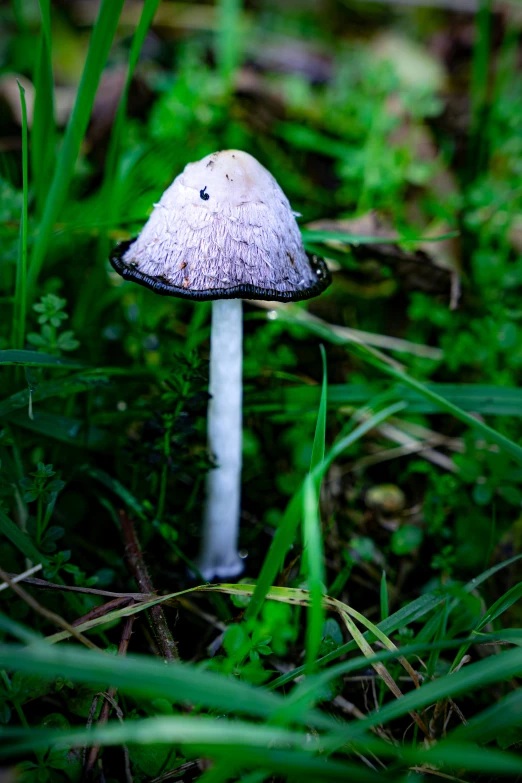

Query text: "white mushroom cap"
[110, 150, 330, 301]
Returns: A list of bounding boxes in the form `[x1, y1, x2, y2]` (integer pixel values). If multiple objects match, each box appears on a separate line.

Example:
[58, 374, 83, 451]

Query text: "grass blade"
[344, 339, 522, 465]
[32, 0, 55, 216]
[0, 507, 48, 565]
[247, 382, 522, 417]
[13, 81, 29, 350]
[451, 580, 522, 671]
[245, 401, 402, 622]
[380, 571, 389, 621]
[0, 371, 111, 418]
[301, 229, 459, 246]
[29, 0, 126, 292]
[98, 0, 160, 262]
[304, 345, 327, 670]
[7, 409, 109, 451]
[309, 345, 327, 476]
[363, 646, 522, 730]
[267, 553, 522, 690]
[303, 476, 324, 672]
[0, 350, 89, 368]
[216, 0, 244, 89]
[0, 718, 385, 782]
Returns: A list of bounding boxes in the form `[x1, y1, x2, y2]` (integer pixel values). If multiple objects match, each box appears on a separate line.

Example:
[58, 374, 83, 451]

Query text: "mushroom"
[109, 150, 331, 580]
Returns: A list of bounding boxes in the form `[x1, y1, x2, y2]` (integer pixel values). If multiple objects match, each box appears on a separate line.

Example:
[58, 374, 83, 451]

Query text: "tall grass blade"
[245, 401, 402, 621]
[451, 580, 522, 671]
[248, 382, 522, 418]
[268, 554, 522, 690]
[13, 81, 29, 350]
[363, 646, 522, 730]
[29, 0, 126, 292]
[310, 345, 327, 477]
[216, 0, 243, 90]
[0, 718, 385, 782]
[303, 476, 324, 672]
[32, 0, 55, 216]
[380, 571, 389, 621]
[98, 0, 161, 262]
[0, 350, 89, 368]
[301, 229, 459, 246]
[304, 345, 327, 670]
[344, 340, 522, 465]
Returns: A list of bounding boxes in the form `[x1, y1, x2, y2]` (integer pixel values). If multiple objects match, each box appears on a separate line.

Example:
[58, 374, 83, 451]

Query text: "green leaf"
[0, 372, 111, 418]
[0, 507, 48, 564]
[0, 700, 11, 724]
[6, 409, 109, 451]
[0, 351, 88, 369]
[391, 525, 423, 555]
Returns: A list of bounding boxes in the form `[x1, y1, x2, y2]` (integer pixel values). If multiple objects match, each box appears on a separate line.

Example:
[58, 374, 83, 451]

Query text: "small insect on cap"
[110, 150, 331, 302]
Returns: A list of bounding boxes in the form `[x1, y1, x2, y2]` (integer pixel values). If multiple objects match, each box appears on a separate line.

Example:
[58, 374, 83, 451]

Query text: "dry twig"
[118, 510, 179, 661]
[0, 566, 101, 651]
[83, 615, 135, 782]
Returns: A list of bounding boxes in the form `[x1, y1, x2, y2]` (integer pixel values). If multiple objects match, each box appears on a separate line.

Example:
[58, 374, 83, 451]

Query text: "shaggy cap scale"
[110, 150, 330, 301]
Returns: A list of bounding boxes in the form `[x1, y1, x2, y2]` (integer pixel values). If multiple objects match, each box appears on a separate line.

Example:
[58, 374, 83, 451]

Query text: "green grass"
[1, 0, 522, 781]
[28, 0, 126, 294]
[13, 81, 28, 351]
[31, 0, 55, 218]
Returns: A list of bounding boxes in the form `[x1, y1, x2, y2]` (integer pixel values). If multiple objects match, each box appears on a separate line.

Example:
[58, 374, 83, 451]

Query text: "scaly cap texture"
[110, 150, 330, 301]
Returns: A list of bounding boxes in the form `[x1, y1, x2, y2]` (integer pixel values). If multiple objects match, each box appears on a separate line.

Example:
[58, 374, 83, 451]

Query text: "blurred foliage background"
[1, 0, 522, 781]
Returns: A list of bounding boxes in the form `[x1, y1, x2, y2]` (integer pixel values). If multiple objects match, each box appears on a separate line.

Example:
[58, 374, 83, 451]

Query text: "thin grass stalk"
[216, 0, 243, 90]
[303, 476, 324, 672]
[303, 345, 327, 671]
[28, 0, 126, 294]
[245, 401, 404, 622]
[32, 0, 55, 217]
[341, 339, 522, 465]
[97, 0, 161, 266]
[13, 81, 29, 350]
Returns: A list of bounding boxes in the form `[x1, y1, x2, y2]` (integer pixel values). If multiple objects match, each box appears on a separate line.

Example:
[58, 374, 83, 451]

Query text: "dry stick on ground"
[72, 596, 136, 628]
[150, 760, 204, 783]
[0, 565, 101, 651]
[83, 614, 135, 782]
[118, 509, 179, 661]
[0, 563, 42, 592]
[3, 571, 149, 600]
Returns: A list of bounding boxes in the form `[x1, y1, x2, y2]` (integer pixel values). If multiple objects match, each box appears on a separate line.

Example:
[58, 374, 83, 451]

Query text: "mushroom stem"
[197, 298, 244, 580]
